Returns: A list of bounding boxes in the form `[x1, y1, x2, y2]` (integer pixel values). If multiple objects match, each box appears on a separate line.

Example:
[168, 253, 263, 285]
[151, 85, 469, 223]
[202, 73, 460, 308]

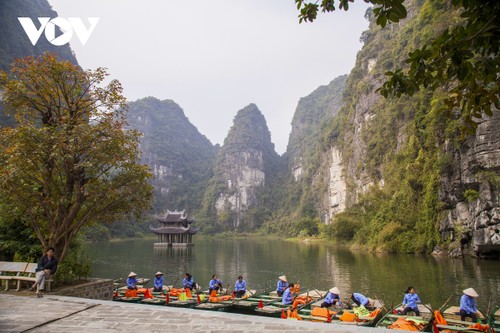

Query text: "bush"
[54, 242, 92, 285]
[463, 189, 479, 202]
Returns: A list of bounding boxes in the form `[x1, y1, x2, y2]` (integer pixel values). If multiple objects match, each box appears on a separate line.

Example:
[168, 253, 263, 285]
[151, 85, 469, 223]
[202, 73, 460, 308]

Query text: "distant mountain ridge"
[2, 0, 498, 258]
[127, 97, 217, 213]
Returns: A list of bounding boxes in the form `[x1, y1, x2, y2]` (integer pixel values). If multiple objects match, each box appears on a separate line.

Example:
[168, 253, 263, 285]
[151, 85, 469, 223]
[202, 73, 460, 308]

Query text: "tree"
[295, 0, 499, 133]
[0, 53, 153, 262]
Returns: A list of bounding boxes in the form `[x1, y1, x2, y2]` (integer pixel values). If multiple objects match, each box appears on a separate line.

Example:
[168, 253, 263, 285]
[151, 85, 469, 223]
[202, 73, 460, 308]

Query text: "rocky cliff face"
[210, 103, 280, 230]
[439, 113, 500, 257]
[127, 97, 217, 213]
[284, 76, 347, 223]
[319, 1, 500, 257]
[287, 75, 347, 181]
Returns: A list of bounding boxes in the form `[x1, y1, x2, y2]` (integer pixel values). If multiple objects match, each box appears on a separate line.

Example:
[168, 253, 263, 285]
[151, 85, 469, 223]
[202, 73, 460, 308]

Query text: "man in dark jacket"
[30, 247, 58, 297]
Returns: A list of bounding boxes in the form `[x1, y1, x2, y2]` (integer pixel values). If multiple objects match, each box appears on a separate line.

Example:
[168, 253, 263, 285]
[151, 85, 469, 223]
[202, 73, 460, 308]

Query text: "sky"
[48, 0, 370, 154]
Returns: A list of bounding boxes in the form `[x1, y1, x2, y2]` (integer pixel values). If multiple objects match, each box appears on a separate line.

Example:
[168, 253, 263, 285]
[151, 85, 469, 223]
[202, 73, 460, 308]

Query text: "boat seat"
[436, 324, 484, 332]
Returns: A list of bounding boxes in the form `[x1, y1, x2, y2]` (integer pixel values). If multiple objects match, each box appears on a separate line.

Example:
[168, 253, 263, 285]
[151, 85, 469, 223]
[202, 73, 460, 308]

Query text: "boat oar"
[167, 277, 179, 292]
[373, 294, 388, 312]
[487, 295, 492, 315]
[438, 294, 454, 312]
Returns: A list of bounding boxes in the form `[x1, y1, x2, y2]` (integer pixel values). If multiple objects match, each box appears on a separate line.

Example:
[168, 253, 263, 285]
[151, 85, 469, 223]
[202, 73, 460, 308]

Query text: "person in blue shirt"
[153, 271, 164, 292]
[234, 275, 247, 297]
[460, 288, 479, 322]
[351, 292, 370, 307]
[402, 286, 421, 316]
[183, 273, 195, 290]
[276, 275, 289, 297]
[282, 283, 295, 305]
[126, 272, 138, 290]
[321, 287, 341, 308]
[209, 275, 223, 293]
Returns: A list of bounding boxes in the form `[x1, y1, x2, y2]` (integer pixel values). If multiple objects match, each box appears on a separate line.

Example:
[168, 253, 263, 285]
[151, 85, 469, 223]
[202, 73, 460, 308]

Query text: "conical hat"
[463, 288, 478, 297]
[155, 271, 163, 276]
[128, 272, 137, 277]
[329, 287, 340, 295]
[278, 275, 287, 282]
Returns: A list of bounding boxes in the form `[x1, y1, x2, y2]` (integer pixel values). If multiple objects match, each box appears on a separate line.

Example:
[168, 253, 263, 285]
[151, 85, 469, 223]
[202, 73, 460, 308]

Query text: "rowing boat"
[298, 296, 384, 326]
[254, 290, 321, 318]
[434, 305, 489, 332]
[376, 303, 433, 331]
[489, 306, 499, 333]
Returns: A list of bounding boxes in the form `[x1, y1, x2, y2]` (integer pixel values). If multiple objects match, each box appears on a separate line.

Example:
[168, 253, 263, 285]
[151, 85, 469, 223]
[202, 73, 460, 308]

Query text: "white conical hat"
[463, 288, 479, 297]
[128, 271, 137, 277]
[329, 287, 340, 295]
[155, 271, 163, 276]
[278, 275, 287, 282]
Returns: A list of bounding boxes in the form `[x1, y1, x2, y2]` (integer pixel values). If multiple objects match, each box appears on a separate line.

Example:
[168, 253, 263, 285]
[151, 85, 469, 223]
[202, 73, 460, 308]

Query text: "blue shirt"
[126, 277, 137, 289]
[154, 276, 164, 289]
[353, 293, 369, 306]
[277, 280, 289, 292]
[324, 292, 340, 305]
[282, 288, 293, 305]
[460, 294, 477, 314]
[209, 278, 223, 289]
[183, 277, 194, 288]
[403, 293, 421, 308]
[235, 279, 247, 292]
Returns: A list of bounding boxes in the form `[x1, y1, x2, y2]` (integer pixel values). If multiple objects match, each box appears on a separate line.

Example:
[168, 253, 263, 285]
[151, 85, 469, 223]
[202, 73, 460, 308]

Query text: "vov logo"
[18, 17, 100, 46]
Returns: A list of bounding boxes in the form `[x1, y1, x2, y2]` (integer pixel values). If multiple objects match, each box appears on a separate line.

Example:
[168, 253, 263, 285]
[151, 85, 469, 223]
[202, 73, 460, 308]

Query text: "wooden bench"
[0, 261, 54, 292]
[16, 263, 54, 292]
[0, 261, 28, 290]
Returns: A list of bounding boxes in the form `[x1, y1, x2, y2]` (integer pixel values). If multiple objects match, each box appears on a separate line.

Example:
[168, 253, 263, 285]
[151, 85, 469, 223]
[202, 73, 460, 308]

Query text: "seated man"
[234, 275, 247, 297]
[127, 272, 138, 290]
[321, 287, 341, 308]
[276, 275, 289, 297]
[460, 288, 479, 322]
[153, 271, 164, 292]
[402, 286, 421, 316]
[183, 273, 195, 290]
[209, 275, 223, 293]
[30, 247, 58, 297]
[282, 283, 295, 305]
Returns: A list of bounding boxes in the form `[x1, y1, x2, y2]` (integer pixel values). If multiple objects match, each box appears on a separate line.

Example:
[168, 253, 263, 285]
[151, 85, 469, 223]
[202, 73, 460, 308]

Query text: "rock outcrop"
[438, 113, 500, 257]
[209, 104, 280, 230]
[127, 97, 217, 212]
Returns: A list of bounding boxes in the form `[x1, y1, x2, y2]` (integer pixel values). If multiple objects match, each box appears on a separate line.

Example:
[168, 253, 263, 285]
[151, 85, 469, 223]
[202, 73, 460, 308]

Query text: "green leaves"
[380, 0, 500, 134]
[0, 54, 152, 261]
[296, 0, 407, 27]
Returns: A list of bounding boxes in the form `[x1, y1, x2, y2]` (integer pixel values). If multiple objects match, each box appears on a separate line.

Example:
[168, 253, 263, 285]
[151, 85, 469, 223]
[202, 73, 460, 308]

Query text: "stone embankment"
[0, 294, 402, 333]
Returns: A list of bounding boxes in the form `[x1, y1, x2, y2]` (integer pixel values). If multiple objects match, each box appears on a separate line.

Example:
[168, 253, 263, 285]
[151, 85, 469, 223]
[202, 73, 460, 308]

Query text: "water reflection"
[84, 237, 499, 309]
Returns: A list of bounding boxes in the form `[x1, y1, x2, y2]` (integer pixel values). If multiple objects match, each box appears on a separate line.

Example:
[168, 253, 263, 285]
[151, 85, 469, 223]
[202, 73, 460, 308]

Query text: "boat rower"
[282, 283, 295, 305]
[276, 275, 289, 297]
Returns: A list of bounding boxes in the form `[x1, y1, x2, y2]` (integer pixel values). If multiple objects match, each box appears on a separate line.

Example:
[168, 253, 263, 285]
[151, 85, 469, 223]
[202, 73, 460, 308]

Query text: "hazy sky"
[48, 0, 370, 154]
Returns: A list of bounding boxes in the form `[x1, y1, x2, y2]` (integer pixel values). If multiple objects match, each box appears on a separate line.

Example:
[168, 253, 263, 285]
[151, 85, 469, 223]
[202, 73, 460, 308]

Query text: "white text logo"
[18, 17, 100, 46]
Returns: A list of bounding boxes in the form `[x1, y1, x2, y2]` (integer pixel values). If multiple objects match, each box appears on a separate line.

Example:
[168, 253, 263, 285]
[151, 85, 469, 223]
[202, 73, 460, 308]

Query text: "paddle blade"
[232, 291, 235, 299]
[327, 310, 332, 323]
[281, 309, 287, 319]
[258, 300, 264, 308]
[197, 294, 201, 304]
[166, 293, 170, 304]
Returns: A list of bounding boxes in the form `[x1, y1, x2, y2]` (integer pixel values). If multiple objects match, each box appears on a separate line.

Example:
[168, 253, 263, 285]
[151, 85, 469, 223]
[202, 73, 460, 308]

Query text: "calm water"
[84, 237, 499, 310]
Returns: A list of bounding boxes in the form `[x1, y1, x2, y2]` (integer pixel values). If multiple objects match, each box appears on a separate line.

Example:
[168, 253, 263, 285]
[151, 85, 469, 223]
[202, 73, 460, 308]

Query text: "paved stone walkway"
[0, 294, 403, 333]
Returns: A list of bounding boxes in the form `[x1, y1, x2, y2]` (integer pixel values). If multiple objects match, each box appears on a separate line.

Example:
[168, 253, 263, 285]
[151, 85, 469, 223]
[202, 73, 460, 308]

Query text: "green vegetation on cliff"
[325, 0, 472, 252]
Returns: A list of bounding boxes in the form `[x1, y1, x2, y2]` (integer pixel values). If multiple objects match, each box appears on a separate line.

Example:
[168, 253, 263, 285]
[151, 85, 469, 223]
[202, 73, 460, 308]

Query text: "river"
[84, 237, 499, 310]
